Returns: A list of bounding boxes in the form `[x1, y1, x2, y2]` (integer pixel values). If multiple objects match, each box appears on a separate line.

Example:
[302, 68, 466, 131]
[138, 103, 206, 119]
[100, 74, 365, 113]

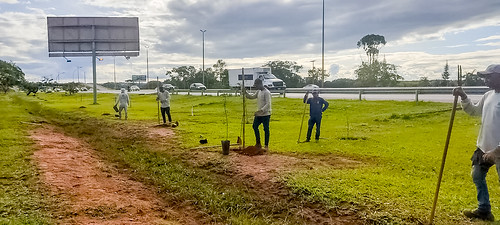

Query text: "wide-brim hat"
[478, 64, 500, 77]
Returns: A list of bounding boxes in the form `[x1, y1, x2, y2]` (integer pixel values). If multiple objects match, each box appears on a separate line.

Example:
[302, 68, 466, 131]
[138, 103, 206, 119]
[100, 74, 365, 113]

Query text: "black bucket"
[221, 140, 230, 155]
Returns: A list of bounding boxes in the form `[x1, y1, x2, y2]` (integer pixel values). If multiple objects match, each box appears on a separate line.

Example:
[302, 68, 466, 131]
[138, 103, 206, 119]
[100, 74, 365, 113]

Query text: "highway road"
[85, 86, 484, 104]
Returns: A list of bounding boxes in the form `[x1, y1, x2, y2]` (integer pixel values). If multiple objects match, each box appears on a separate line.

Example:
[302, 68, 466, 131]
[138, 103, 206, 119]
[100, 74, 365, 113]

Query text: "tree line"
[0, 34, 485, 94]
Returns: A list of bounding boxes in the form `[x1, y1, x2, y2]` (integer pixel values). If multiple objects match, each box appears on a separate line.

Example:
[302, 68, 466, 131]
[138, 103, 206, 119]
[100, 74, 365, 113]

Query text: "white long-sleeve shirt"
[246, 88, 271, 116]
[461, 90, 500, 153]
[117, 92, 130, 107]
[157, 91, 170, 108]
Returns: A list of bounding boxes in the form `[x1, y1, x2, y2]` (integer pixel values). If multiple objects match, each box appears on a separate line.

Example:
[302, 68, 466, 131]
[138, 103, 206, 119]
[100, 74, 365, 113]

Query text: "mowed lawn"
[8, 91, 497, 224]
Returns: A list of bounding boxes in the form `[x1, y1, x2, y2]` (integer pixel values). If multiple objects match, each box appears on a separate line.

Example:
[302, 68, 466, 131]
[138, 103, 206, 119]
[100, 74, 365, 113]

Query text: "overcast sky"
[1, 0, 500, 84]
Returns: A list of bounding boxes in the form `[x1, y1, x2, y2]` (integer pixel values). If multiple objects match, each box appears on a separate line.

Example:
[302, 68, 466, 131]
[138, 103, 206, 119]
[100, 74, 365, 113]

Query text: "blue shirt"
[307, 97, 329, 117]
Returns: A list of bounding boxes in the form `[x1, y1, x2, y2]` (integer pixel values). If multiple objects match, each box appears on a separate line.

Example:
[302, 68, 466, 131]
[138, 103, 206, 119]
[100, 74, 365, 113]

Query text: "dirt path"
[30, 121, 362, 224]
[31, 125, 200, 225]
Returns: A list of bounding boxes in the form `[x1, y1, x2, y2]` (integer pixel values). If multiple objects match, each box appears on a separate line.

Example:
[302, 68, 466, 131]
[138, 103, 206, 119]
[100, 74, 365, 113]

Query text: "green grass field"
[2, 91, 498, 224]
[0, 94, 52, 224]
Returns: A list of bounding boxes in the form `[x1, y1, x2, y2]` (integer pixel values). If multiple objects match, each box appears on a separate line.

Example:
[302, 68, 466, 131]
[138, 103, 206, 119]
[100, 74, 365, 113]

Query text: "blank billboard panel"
[47, 17, 139, 57]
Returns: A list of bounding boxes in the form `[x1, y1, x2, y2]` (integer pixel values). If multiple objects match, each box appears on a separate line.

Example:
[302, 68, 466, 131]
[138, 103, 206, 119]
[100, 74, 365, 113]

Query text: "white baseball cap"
[478, 64, 500, 77]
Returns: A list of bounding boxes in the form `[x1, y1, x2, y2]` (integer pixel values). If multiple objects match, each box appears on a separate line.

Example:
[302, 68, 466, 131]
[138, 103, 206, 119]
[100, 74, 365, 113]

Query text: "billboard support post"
[92, 38, 97, 104]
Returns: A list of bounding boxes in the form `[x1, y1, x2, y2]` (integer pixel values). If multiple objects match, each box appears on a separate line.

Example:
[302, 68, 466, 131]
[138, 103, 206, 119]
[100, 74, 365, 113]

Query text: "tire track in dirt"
[30, 125, 200, 225]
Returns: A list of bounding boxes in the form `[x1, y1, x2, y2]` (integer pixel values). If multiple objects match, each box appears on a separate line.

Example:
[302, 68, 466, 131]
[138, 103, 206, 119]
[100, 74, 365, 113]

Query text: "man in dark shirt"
[303, 89, 329, 142]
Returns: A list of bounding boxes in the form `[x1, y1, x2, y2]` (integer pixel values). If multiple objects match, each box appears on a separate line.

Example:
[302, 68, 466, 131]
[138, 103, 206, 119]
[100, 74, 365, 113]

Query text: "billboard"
[47, 17, 139, 57]
[132, 75, 147, 82]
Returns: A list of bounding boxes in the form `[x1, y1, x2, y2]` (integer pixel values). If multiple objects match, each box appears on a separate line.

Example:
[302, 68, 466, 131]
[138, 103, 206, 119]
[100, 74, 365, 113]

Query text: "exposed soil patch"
[230, 153, 362, 183]
[186, 145, 364, 224]
[30, 125, 200, 225]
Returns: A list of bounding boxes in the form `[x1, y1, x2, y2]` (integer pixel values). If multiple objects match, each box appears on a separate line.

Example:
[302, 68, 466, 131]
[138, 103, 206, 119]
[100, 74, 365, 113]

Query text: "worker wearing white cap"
[454, 64, 500, 221]
[303, 89, 329, 142]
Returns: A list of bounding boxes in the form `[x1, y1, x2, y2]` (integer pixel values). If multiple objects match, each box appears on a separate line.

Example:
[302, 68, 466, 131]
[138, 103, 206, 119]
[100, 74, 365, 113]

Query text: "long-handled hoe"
[428, 65, 462, 224]
[156, 76, 160, 125]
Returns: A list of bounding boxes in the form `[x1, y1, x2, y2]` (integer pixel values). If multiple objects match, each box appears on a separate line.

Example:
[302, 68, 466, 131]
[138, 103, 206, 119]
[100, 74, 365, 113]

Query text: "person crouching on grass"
[245, 78, 271, 151]
[303, 89, 329, 142]
[453, 64, 500, 222]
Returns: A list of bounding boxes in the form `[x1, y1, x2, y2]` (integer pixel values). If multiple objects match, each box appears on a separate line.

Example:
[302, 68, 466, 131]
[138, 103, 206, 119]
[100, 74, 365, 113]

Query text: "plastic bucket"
[221, 140, 230, 155]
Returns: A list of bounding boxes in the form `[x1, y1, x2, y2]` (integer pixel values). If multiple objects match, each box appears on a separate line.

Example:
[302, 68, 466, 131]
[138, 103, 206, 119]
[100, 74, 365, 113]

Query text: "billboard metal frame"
[47, 17, 140, 104]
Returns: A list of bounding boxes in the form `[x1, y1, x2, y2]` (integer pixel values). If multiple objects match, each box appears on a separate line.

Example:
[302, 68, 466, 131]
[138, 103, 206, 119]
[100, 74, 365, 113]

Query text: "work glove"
[452, 87, 467, 100]
[483, 146, 500, 164]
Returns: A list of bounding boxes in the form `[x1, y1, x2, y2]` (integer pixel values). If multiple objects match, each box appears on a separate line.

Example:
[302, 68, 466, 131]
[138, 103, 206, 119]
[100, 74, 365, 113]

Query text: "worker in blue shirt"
[303, 89, 329, 142]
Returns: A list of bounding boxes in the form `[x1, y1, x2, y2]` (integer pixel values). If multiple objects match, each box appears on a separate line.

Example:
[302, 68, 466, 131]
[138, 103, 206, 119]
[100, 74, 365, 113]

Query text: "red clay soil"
[30, 125, 200, 225]
[30, 122, 363, 224]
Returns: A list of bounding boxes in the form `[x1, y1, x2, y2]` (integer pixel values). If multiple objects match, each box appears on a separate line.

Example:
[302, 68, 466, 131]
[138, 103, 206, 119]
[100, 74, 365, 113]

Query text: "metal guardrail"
[284, 86, 489, 102]
[170, 86, 489, 102]
[173, 89, 240, 96]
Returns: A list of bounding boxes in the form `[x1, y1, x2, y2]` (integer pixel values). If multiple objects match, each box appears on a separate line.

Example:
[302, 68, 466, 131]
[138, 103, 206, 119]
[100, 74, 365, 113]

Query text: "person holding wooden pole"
[303, 89, 329, 142]
[245, 78, 272, 151]
[156, 86, 172, 124]
[454, 64, 500, 222]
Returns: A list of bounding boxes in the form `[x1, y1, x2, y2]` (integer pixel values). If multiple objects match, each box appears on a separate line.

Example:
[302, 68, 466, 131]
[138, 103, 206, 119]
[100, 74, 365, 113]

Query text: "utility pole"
[113, 56, 116, 89]
[321, 0, 325, 88]
[145, 45, 149, 84]
[200, 29, 206, 86]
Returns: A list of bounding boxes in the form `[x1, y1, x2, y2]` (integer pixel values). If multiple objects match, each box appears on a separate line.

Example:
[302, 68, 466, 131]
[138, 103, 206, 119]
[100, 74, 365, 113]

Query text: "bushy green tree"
[357, 34, 386, 65]
[0, 60, 25, 93]
[441, 61, 450, 86]
[464, 71, 485, 86]
[213, 60, 229, 88]
[324, 78, 356, 88]
[21, 81, 40, 95]
[63, 82, 79, 95]
[306, 68, 321, 85]
[355, 60, 402, 87]
[355, 34, 401, 87]
[263, 60, 305, 88]
[419, 77, 431, 87]
[166, 66, 198, 89]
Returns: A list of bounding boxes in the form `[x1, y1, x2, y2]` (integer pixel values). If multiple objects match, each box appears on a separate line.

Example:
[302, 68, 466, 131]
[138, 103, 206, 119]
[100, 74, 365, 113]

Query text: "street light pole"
[57, 72, 64, 83]
[145, 45, 149, 84]
[113, 56, 116, 90]
[200, 29, 206, 86]
[77, 66, 82, 83]
[321, 0, 325, 88]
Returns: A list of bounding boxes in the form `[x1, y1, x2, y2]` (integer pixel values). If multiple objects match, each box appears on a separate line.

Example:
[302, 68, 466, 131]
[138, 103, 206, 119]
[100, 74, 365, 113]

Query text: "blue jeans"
[306, 115, 322, 140]
[253, 115, 270, 146]
[471, 148, 500, 213]
[161, 107, 171, 123]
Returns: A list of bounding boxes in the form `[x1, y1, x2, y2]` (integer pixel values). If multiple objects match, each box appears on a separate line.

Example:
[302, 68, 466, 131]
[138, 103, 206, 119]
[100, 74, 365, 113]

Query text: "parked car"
[302, 84, 319, 90]
[162, 84, 176, 92]
[190, 83, 206, 90]
[129, 85, 140, 91]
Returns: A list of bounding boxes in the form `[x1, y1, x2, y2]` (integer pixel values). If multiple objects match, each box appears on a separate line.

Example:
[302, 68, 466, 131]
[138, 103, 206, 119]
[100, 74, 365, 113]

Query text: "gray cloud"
[1, 0, 500, 82]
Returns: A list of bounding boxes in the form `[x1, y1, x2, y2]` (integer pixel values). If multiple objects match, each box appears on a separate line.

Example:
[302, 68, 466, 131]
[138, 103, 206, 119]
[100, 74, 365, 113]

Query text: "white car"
[302, 84, 319, 90]
[190, 83, 206, 90]
[130, 85, 140, 91]
[162, 84, 176, 92]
